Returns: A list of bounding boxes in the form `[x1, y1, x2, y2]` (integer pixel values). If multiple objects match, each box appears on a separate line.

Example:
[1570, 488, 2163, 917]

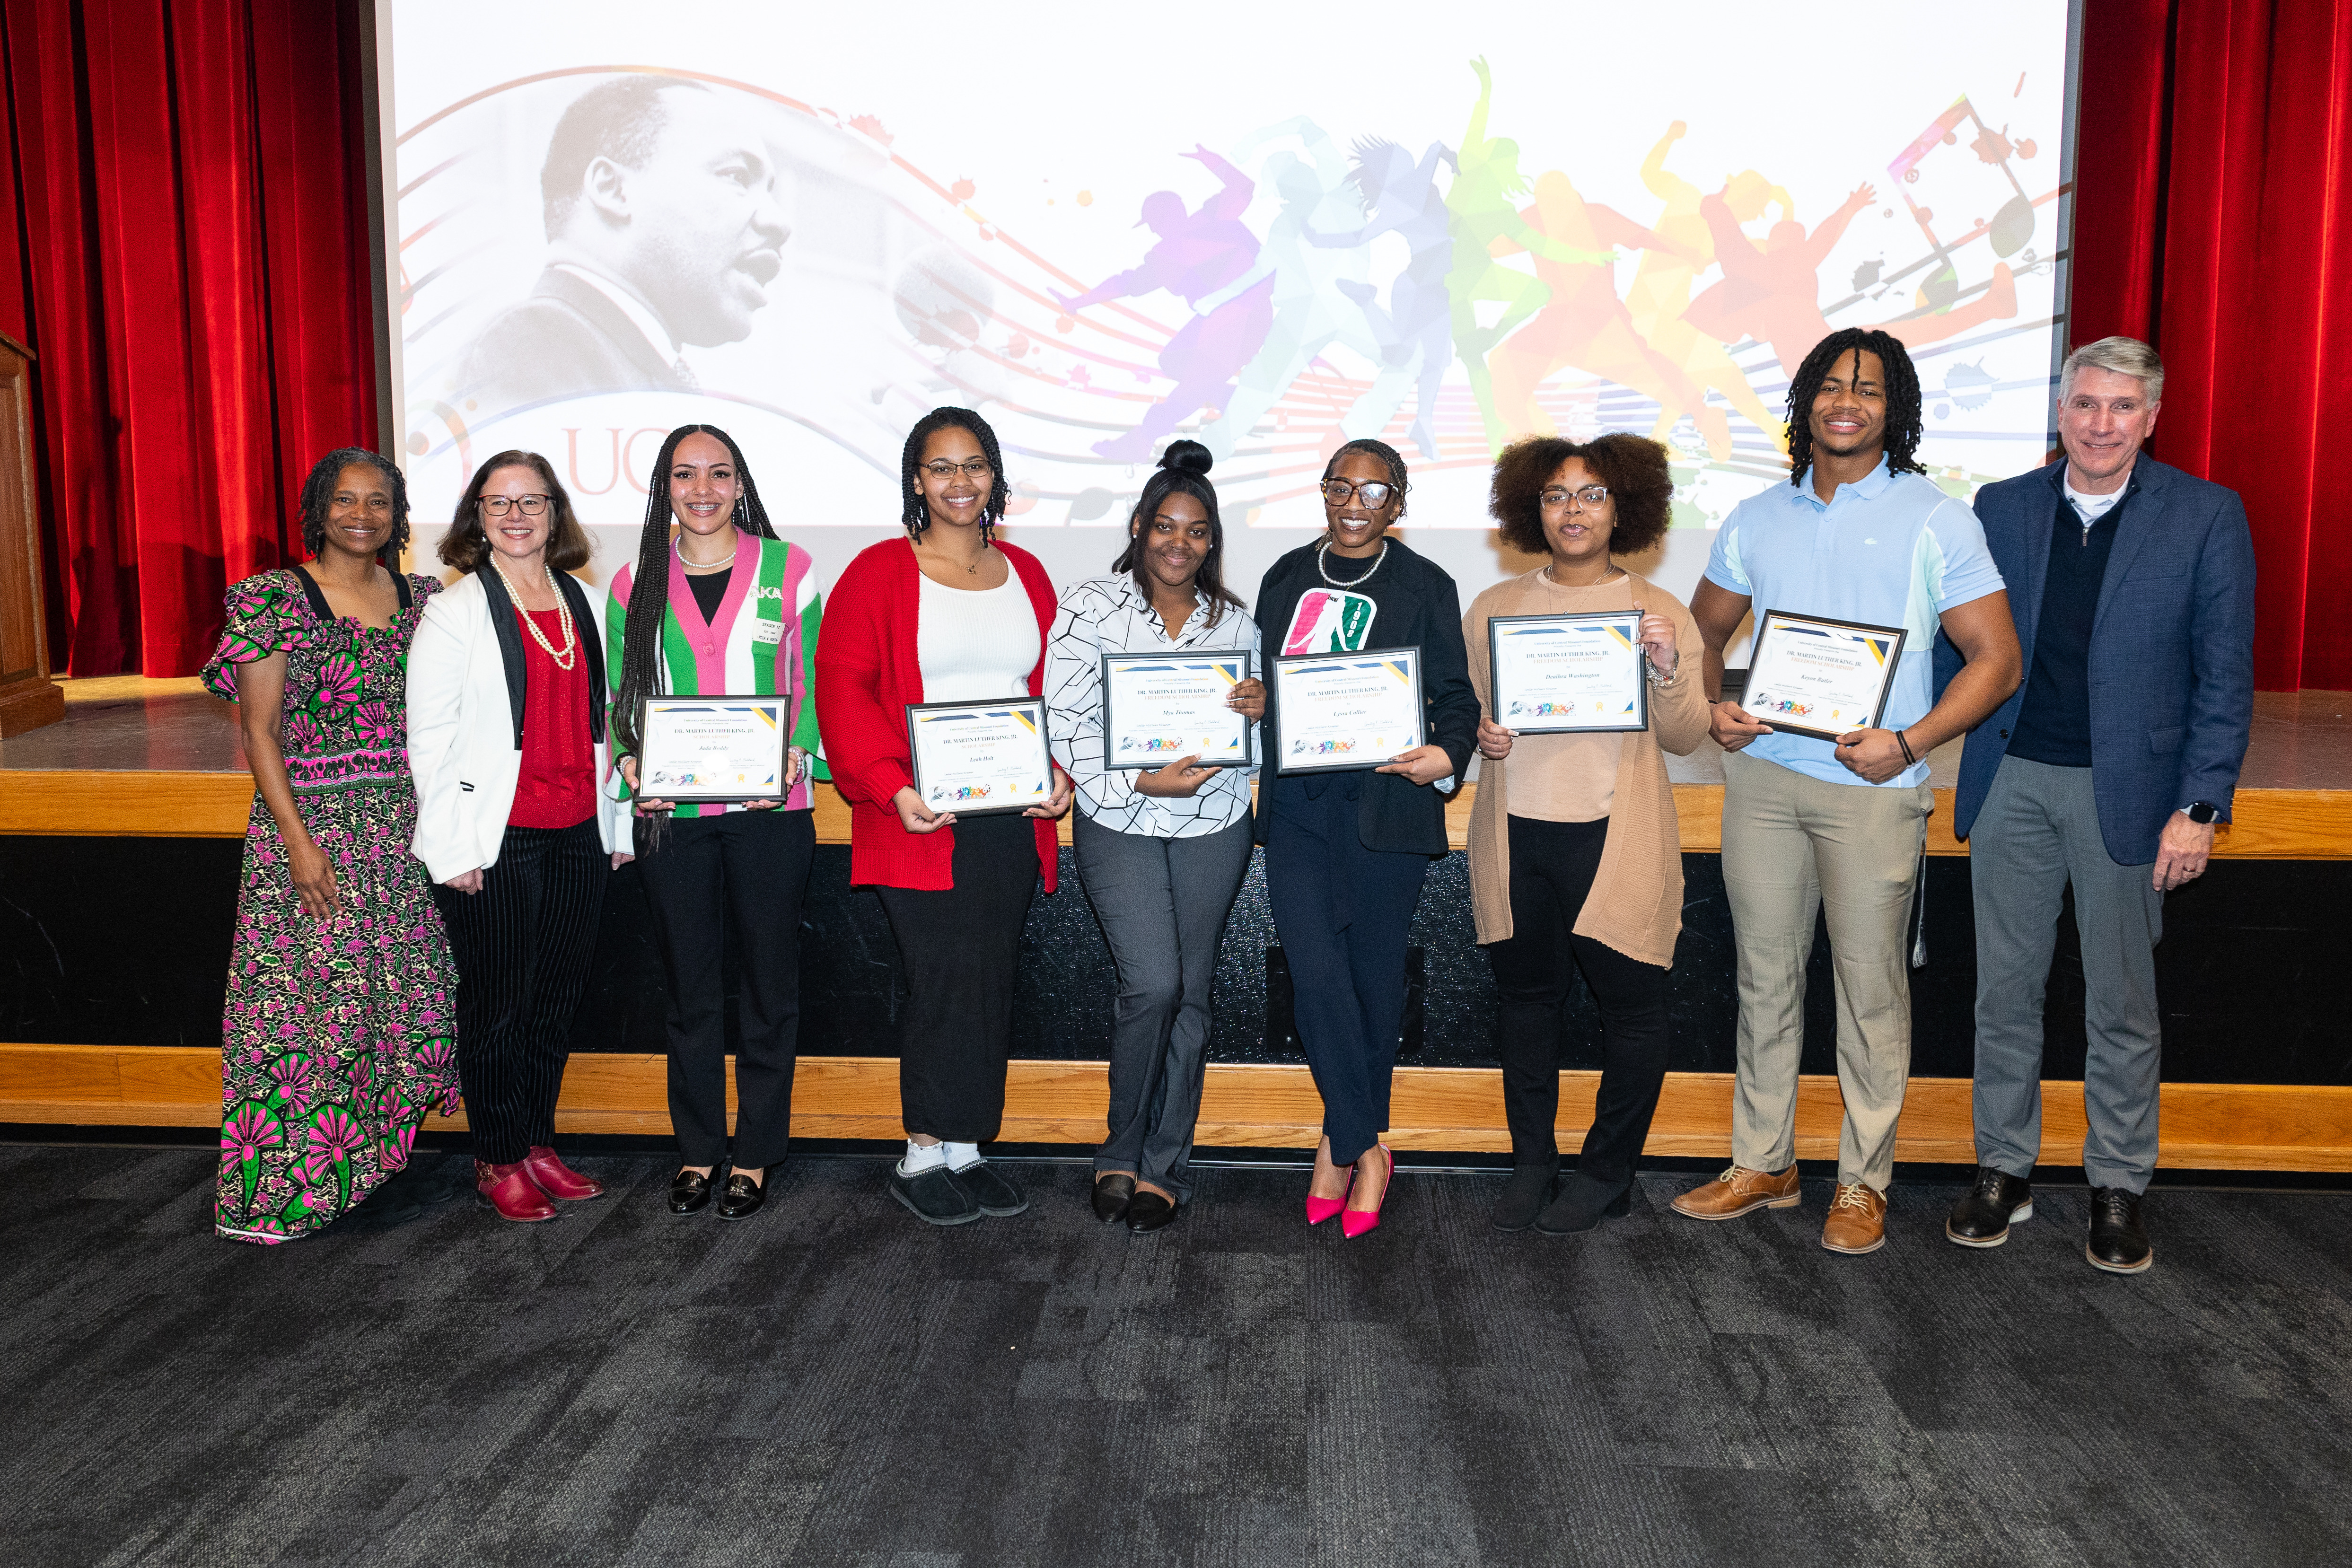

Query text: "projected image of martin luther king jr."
[458, 76, 791, 414]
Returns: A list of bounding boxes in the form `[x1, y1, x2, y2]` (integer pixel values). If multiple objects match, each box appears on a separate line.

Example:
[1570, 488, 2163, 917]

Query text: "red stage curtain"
[2071, 0, 2352, 691]
[0, 0, 377, 677]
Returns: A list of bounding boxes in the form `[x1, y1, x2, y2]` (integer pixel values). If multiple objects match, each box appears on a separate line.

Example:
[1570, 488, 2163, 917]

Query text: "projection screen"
[382, 1, 2080, 629]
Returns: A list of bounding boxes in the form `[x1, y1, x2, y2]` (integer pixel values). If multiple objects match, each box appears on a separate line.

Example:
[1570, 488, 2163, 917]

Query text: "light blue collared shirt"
[1705, 457, 2006, 788]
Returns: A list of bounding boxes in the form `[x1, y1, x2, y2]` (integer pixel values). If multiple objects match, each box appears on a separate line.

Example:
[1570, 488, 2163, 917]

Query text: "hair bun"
[1158, 439, 1213, 477]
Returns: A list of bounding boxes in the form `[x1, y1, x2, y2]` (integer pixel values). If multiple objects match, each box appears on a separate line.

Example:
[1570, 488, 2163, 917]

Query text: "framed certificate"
[1742, 609, 1907, 742]
[1271, 645, 1425, 774]
[640, 696, 792, 801]
[1099, 651, 1255, 770]
[1486, 611, 1648, 734]
[905, 697, 1055, 815]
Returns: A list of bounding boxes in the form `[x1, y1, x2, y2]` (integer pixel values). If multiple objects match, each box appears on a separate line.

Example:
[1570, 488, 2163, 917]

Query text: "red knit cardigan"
[815, 536, 1061, 892]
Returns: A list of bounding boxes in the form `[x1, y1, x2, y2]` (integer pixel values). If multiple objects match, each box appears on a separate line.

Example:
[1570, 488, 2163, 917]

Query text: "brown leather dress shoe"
[1821, 1182, 1888, 1254]
[475, 1160, 558, 1223]
[1671, 1163, 1800, 1221]
[522, 1146, 605, 1201]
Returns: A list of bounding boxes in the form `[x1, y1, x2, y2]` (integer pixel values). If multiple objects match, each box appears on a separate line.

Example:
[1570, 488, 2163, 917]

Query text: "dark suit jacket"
[1252, 538, 1480, 854]
[1932, 455, 2255, 866]
[456, 267, 690, 412]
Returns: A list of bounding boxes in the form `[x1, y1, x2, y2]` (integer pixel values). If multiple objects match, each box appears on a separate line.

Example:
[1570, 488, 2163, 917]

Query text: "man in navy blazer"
[1931, 336, 2255, 1275]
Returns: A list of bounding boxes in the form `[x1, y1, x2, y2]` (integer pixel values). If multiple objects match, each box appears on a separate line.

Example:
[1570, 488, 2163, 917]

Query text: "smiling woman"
[197, 449, 460, 1244]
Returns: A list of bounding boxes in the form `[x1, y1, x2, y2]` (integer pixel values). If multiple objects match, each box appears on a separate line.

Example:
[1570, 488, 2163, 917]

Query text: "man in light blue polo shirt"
[1670, 328, 2021, 1255]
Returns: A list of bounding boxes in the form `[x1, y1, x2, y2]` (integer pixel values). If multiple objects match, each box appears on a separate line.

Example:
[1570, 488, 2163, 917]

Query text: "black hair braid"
[298, 447, 411, 567]
[613, 423, 773, 764]
[1783, 328, 1925, 486]
[900, 406, 1011, 543]
[1319, 436, 1411, 529]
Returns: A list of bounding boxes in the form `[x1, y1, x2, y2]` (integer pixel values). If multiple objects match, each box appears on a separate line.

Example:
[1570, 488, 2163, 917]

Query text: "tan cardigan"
[1464, 569, 1710, 967]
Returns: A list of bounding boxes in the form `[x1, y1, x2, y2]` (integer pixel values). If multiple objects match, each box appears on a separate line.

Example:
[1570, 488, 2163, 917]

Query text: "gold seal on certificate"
[1742, 609, 1907, 741]
[640, 697, 792, 800]
[1487, 610, 1648, 734]
[1100, 651, 1254, 770]
[906, 697, 1054, 815]
[1271, 645, 1425, 774]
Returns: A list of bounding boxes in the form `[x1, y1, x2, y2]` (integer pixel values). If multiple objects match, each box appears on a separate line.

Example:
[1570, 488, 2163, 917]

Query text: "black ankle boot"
[1491, 1159, 1558, 1232]
[1533, 1173, 1633, 1236]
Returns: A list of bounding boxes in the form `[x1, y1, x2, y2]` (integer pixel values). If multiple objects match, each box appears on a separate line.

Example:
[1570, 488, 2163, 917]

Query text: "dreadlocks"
[1783, 328, 1925, 488]
[900, 406, 1011, 541]
[298, 448, 410, 566]
[1320, 436, 1411, 528]
[612, 424, 780, 760]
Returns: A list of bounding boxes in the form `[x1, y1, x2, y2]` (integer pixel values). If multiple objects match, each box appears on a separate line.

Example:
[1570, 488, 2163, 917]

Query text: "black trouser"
[635, 808, 815, 1170]
[1483, 814, 1671, 1188]
[1263, 772, 1433, 1167]
[433, 815, 609, 1165]
[874, 813, 1038, 1143]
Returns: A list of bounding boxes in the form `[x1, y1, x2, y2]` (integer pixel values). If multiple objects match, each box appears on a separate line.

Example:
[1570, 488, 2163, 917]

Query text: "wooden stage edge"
[6, 1045, 2349, 1172]
[4, 773, 2351, 857]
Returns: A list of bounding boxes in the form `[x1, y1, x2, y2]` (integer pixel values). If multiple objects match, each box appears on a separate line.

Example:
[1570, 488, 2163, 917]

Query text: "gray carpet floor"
[3, 1145, 2349, 1568]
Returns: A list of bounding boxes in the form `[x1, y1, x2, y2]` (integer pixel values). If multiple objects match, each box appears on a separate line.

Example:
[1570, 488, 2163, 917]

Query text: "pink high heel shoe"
[1341, 1145, 1395, 1239]
[1306, 1161, 1355, 1226]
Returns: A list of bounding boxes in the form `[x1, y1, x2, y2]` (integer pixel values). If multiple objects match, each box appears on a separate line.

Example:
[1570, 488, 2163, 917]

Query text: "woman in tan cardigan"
[1465, 433, 1709, 1235]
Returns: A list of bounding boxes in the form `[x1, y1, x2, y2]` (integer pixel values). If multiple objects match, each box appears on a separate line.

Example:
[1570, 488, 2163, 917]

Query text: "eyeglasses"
[921, 459, 994, 481]
[477, 494, 552, 517]
[1319, 478, 1395, 508]
[1540, 485, 1611, 512]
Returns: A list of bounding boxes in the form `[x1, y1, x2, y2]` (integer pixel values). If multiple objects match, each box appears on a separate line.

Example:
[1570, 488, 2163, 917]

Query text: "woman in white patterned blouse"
[1044, 441, 1265, 1233]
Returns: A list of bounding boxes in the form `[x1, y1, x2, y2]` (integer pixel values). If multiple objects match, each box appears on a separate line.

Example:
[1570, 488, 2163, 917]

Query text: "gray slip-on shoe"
[889, 1165, 982, 1226]
[949, 1159, 1030, 1217]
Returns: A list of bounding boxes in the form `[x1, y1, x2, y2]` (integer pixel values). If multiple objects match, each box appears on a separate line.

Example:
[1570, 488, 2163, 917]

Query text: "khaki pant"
[1720, 750, 1931, 1191]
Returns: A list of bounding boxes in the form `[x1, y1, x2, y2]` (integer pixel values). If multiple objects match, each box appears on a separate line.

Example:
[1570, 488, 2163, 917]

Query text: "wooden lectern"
[0, 332, 62, 736]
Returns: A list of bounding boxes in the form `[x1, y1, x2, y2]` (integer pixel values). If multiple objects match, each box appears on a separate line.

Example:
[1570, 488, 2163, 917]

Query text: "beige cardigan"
[1463, 569, 1710, 967]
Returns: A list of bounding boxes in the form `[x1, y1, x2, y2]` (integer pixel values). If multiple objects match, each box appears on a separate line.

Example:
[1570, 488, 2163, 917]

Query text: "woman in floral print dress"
[202, 448, 462, 1244]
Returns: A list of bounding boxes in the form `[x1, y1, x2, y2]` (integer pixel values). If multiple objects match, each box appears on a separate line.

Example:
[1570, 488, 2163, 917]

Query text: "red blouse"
[814, 538, 1060, 893]
[509, 606, 596, 829]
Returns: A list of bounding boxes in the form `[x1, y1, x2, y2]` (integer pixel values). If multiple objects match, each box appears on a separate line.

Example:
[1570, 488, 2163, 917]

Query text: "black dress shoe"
[1945, 1165, 2033, 1248]
[1491, 1160, 1559, 1232]
[889, 1165, 982, 1226]
[1533, 1174, 1633, 1236]
[716, 1172, 767, 1221]
[1091, 1173, 1136, 1224]
[953, 1159, 1030, 1217]
[1126, 1189, 1179, 1234]
[669, 1165, 720, 1216]
[2087, 1187, 2153, 1274]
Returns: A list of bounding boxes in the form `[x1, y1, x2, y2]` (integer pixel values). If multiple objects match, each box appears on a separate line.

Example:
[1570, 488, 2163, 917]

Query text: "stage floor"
[7, 677, 2347, 789]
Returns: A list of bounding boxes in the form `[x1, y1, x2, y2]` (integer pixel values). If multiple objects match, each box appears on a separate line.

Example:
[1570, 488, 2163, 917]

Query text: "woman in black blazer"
[1255, 438, 1478, 1236]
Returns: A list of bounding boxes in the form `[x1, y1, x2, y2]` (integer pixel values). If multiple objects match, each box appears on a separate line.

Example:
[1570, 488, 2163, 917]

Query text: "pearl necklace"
[490, 557, 577, 671]
[675, 534, 739, 574]
[1317, 539, 1388, 587]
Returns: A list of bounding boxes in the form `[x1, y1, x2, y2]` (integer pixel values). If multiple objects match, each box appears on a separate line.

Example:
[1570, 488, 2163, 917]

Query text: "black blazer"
[1252, 537, 1479, 854]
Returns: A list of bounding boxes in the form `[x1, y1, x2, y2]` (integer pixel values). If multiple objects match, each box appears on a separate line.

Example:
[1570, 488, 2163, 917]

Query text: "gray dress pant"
[1073, 811, 1254, 1202]
[1970, 754, 2166, 1191]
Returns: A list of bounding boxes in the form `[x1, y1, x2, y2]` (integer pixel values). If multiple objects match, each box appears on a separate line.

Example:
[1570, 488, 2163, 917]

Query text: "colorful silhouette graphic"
[1305, 138, 1457, 460]
[1054, 147, 1275, 463]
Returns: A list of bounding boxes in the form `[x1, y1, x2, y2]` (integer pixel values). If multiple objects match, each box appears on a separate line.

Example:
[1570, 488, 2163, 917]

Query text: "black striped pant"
[432, 815, 609, 1164]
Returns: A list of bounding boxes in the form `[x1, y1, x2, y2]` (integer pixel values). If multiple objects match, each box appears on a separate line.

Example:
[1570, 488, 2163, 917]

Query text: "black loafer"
[1532, 1174, 1632, 1236]
[953, 1159, 1030, 1217]
[2087, 1186, 2153, 1274]
[1126, 1189, 1178, 1234]
[889, 1165, 982, 1226]
[1092, 1173, 1136, 1223]
[1946, 1165, 2033, 1248]
[1491, 1160, 1558, 1232]
[669, 1165, 720, 1216]
[716, 1173, 766, 1221]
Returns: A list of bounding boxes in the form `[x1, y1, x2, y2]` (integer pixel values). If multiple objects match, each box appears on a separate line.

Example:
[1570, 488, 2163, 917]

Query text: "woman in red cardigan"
[816, 406, 1072, 1226]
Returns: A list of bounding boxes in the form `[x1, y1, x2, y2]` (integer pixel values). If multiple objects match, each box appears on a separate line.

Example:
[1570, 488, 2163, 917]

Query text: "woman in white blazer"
[406, 450, 627, 1224]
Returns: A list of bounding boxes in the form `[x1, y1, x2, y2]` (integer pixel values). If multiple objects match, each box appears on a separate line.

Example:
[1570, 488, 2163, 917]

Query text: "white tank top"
[916, 571, 1040, 702]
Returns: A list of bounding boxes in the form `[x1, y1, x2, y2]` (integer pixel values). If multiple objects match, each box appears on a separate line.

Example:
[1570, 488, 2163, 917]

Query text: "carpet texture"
[3, 1146, 2348, 1567]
